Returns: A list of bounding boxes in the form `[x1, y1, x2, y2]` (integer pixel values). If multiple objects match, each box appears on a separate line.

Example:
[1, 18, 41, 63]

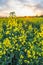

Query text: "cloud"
[0, 0, 24, 13]
[18, 0, 43, 10]
[0, 0, 43, 16]
[21, 0, 43, 15]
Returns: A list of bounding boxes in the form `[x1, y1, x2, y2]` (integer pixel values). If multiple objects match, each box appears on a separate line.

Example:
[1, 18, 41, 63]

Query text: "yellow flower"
[0, 44, 2, 48]
[13, 21, 18, 26]
[19, 23, 22, 27]
[19, 35, 27, 42]
[24, 49, 27, 52]
[6, 31, 10, 34]
[21, 29, 25, 34]
[18, 49, 20, 51]
[0, 51, 3, 56]
[20, 55, 24, 59]
[0, 33, 3, 39]
[30, 45, 34, 49]
[24, 60, 30, 63]
[32, 51, 35, 56]
[40, 24, 43, 32]
[33, 56, 35, 59]
[22, 41, 25, 45]
[10, 49, 13, 52]
[40, 40, 43, 45]
[8, 20, 17, 27]
[0, 56, 2, 58]
[28, 25, 32, 31]
[27, 50, 31, 58]
[3, 50, 6, 54]
[39, 31, 43, 37]
[13, 27, 18, 32]
[24, 60, 27, 63]
[3, 38, 12, 48]
[16, 44, 18, 47]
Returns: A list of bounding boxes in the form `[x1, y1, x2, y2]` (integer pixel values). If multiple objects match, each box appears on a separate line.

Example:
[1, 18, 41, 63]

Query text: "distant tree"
[9, 11, 16, 21]
[9, 11, 16, 17]
[40, 15, 43, 17]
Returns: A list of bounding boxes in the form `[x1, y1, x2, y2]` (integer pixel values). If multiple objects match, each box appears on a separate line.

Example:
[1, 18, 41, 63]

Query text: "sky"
[0, 0, 43, 16]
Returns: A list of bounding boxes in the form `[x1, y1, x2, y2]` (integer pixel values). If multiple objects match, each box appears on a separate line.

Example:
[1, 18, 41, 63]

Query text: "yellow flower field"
[0, 17, 43, 65]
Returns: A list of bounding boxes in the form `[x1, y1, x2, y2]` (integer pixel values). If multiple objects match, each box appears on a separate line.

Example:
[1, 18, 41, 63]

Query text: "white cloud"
[0, 0, 43, 16]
